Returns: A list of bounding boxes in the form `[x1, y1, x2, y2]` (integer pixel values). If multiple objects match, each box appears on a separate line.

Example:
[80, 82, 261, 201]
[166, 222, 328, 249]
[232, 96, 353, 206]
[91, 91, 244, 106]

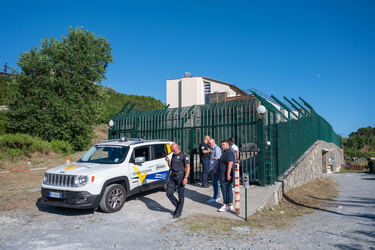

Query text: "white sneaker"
[207, 198, 217, 202]
[228, 205, 234, 211]
[215, 198, 220, 202]
[218, 205, 228, 212]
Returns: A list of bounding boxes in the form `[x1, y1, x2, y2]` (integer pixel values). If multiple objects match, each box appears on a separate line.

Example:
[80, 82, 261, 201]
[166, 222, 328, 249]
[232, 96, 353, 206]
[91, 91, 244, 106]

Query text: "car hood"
[46, 162, 118, 175]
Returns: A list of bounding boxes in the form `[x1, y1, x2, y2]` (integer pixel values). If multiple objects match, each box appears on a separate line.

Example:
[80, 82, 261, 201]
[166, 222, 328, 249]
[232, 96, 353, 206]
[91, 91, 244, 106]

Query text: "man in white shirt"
[229, 137, 240, 163]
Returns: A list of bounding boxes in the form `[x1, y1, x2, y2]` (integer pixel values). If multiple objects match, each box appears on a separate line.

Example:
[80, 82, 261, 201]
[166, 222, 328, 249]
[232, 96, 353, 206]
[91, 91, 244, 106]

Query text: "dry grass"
[0, 124, 109, 213]
[0, 171, 45, 212]
[171, 177, 339, 236]
[0, 152, 84, 213]
[246, 177, 339, 229]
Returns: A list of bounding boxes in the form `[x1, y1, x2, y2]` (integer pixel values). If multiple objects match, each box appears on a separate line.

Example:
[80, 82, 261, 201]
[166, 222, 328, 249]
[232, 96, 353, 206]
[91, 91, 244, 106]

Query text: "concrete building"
[166, 72, 248, 108]
[165, 73, 300, 122]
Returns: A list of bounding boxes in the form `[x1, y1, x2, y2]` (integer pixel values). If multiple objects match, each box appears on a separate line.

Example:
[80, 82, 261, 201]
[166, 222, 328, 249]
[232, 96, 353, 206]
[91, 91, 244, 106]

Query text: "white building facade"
[166, 73, 247, 108]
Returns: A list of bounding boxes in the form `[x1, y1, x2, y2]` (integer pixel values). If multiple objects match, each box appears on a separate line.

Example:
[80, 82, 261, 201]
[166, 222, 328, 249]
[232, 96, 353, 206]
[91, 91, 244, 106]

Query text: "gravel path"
[162, 173, 375, 249]
[0, 173, 374, 249]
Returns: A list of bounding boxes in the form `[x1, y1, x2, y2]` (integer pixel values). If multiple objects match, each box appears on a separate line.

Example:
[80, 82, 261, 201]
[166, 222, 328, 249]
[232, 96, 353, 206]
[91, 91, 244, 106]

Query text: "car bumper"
[41, 188, 101, 209]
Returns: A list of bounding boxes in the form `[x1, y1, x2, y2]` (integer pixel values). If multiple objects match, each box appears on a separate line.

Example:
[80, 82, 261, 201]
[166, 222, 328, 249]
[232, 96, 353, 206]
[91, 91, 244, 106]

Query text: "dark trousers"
[211, 170, 220, 199]
[166, 172, 185, 214]
[200, 158, 210, 185]
[220, 181, 233, 205]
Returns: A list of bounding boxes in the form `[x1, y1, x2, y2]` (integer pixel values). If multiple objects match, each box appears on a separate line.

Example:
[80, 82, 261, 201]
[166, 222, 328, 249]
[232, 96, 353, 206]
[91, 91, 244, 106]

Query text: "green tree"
[344, 126, 375, 158]
[0, 75, 17, 135]
[0, 73, 18, 105]
[7, 27, 113, 150]
[349, 126, 375, 137]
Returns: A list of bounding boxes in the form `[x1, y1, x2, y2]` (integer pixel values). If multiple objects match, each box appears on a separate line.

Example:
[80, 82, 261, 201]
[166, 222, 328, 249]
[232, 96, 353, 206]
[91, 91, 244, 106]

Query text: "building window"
[204, 82, 211, 104]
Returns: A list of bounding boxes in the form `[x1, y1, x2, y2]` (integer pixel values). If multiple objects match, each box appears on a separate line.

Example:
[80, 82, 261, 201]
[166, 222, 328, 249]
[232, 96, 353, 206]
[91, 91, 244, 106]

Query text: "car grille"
[44, 173, 76, 187]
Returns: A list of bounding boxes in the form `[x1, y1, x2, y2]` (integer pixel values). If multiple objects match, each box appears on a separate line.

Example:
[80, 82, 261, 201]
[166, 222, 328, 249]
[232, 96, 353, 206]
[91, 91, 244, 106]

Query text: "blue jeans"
[166, 172, 185, 214]
[220, 181, 233, 205]
[211, 170, 220, 199]
[201, 158, 210, 185]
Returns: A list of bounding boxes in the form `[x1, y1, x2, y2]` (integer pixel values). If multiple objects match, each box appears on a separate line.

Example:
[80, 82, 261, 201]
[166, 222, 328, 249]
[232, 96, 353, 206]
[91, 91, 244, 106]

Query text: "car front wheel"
[99, 184, 126, 213]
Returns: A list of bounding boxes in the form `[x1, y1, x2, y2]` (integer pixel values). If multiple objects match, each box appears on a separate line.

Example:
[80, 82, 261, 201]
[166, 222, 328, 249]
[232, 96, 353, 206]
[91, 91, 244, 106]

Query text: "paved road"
[0, 173, 374, 249]
[244, 173, 375, 250]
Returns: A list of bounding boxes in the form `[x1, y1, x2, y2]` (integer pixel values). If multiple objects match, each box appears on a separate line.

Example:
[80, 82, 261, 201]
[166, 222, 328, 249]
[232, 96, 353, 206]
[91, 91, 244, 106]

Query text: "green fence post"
[189, 127, 195, 183]
[258, 116, 266, 186]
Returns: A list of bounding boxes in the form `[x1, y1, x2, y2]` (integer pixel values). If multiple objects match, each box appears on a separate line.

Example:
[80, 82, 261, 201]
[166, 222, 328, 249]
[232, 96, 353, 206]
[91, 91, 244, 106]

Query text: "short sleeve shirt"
[218, 149, 235, 182]
[231, 144, 239, 161]
[199, 142, 211, 159]
[210, 145, 222, 171]
[171, 152, 190, 172]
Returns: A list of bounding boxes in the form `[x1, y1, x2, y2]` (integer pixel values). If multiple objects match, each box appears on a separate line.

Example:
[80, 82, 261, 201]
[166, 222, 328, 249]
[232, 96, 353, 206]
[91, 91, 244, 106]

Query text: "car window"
[134, 146, 150, 162]
[152, 144, 167, 160]
[79, 145, 129, 164]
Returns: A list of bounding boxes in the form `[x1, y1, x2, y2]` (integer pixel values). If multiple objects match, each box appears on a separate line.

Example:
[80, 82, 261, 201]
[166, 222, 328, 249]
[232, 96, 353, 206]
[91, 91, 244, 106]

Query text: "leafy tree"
[7, 27, 113, 150]
[0, 75, 17, 134]
[0, 75, 13, 105]
[349, 126, 375, 137]
[344, 126, 375, 158]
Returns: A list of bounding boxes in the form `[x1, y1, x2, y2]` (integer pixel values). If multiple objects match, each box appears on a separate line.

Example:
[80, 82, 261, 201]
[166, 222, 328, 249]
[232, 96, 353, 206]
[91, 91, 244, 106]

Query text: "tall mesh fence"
[109, 95, 341, 186]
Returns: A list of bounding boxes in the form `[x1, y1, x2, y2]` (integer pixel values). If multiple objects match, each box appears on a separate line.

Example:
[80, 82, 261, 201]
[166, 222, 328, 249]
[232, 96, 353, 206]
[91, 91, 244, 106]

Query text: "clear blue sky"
[1, 0, 374, 137]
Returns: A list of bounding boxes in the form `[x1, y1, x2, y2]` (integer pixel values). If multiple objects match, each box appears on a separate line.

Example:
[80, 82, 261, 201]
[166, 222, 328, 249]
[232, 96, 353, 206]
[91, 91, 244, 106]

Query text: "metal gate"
[108, 99, 261, 183]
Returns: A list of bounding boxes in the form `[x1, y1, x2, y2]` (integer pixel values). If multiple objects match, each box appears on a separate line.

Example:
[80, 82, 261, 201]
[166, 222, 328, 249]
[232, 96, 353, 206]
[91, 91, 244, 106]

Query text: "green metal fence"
[251, 92, 342, 185]
[109, 95, 341, 186]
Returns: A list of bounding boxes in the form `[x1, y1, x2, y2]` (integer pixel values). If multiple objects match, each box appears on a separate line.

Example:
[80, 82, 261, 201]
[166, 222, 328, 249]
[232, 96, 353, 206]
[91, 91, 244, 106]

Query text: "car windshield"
[78, 145, 129, 164]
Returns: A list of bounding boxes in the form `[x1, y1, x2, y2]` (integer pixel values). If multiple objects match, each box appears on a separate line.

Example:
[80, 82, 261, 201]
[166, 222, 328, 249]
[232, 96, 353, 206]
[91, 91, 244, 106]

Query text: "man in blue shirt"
[207, 138, 222, 203]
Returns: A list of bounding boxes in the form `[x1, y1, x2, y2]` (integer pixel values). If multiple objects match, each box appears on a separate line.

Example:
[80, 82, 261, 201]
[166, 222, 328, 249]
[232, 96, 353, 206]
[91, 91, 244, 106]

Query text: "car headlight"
[75, 175, 88, 187]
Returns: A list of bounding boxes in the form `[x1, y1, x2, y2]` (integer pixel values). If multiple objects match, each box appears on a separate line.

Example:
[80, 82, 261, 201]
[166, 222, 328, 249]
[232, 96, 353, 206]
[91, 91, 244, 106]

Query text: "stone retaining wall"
[261, 140, 344, 208]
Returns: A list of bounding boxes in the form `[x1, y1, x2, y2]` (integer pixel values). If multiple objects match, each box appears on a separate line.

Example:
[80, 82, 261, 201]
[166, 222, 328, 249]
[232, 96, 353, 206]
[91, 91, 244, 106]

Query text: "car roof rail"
[98, 138, 172, 145]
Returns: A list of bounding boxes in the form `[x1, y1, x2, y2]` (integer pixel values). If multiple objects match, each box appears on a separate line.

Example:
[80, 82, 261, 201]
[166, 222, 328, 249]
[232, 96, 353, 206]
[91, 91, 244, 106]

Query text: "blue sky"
[1, 0, 374, 137]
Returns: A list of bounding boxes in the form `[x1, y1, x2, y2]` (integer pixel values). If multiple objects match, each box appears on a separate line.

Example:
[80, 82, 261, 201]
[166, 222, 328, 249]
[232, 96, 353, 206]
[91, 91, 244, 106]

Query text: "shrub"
[50, 140, 72, 155]
[7, 148, 23, 161]
[0, 133, 60, 160]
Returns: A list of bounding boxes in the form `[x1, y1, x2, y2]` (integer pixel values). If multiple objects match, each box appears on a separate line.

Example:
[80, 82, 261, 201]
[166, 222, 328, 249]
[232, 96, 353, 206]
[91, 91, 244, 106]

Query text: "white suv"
[41, 138, 173, 213]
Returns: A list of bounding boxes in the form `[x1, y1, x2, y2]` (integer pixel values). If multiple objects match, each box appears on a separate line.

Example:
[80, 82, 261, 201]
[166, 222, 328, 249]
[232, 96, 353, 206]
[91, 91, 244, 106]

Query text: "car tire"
[99, 184, 126, 213]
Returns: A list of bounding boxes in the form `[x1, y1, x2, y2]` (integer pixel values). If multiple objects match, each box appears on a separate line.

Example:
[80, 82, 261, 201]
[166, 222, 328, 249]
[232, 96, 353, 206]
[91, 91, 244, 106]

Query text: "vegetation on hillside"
[99, 86, 164, 123]
[0, 133, 72, 161]
[343, 126, 375, 158]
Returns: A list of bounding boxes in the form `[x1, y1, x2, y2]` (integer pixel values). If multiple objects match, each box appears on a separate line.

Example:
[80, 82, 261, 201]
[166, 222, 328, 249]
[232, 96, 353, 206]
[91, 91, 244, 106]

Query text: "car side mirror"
[135, 156, 145, 164]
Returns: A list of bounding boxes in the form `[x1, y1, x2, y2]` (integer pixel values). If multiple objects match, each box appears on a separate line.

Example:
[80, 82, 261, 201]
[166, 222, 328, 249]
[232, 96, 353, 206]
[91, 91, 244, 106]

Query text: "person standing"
[165, 143, 190, 219]
[229, 137, 242, 181]
[229, 137, 240, 163]
[216, 140, 235, 212]
[207, 138, 222, 203]
[199, 135, 212, 188]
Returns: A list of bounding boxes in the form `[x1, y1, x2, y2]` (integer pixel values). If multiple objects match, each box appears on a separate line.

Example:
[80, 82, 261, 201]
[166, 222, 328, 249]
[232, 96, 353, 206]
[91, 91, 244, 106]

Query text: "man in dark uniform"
[165, 143, 190, 219]
[199, 135, 212, 187]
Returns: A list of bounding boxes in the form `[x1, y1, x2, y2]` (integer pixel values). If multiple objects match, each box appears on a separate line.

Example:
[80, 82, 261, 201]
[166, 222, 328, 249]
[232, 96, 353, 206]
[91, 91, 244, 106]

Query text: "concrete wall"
[261, 140, 344, 209]
[166, 76, 237, 108]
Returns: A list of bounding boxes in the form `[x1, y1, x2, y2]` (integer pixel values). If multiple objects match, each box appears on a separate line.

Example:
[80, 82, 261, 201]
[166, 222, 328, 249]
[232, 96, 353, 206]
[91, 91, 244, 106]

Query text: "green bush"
[51, 140, 72, 155]
[0, 133, 72, 160]
[7, 148, 23, 161]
